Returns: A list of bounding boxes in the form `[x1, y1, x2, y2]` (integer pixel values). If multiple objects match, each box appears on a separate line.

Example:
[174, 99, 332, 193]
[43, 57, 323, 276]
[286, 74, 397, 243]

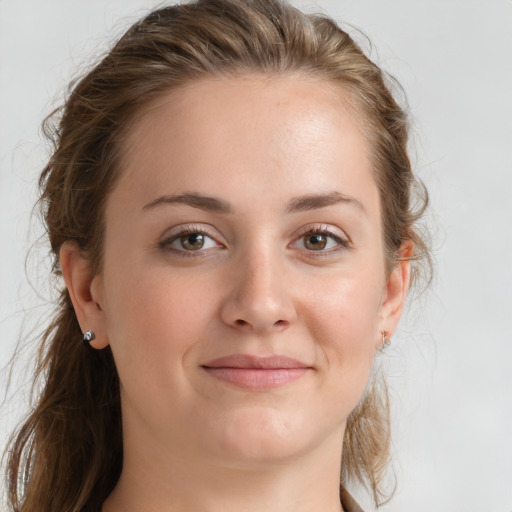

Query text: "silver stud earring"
[379, 330, 391, 352]
[83, 330, 96, 345]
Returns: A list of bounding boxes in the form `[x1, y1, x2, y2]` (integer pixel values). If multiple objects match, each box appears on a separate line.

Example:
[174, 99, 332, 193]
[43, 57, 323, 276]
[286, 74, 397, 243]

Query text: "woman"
[5, 1, 430, 511]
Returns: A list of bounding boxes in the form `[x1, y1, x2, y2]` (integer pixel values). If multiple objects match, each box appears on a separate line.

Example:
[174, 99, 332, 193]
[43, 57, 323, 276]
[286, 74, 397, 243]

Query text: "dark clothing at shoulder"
[340, 486, 366, 512]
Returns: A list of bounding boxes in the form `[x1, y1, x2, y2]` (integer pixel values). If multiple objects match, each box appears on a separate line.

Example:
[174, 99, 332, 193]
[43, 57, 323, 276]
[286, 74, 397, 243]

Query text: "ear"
[378, 242, 413, 344]
[59, 241, 109, 349]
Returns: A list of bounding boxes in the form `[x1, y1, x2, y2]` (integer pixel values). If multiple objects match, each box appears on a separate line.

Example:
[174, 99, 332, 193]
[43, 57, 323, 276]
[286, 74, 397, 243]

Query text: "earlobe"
[59, 241, 109, 349]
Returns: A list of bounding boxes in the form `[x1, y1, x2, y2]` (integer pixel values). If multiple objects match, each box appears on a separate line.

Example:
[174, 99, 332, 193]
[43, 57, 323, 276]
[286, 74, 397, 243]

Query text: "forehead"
[112, 75, 379, 221]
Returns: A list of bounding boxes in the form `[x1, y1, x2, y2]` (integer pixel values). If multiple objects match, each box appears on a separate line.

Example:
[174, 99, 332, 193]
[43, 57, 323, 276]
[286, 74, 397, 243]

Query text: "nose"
[220, 247, 297, 334]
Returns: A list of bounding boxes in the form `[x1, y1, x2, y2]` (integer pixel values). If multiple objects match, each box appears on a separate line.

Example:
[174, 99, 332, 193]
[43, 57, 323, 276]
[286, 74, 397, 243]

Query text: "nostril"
[230, 318, 291, 331]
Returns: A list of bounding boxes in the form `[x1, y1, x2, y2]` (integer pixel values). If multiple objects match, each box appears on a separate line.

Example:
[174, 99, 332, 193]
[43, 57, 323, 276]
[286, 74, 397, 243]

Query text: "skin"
[61, 75, 410, 512]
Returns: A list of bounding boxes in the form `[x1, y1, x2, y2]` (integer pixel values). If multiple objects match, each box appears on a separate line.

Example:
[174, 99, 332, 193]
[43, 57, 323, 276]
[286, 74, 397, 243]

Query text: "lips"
[201, 354, 311, 390]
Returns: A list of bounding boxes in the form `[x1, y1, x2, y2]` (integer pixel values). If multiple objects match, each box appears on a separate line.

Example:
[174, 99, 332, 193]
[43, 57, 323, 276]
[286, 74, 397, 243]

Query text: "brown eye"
[292, 228, 348, 254]
[303, 233, 327, 250]
[161, 228, 220, 256]
[180, 233, 205, 250]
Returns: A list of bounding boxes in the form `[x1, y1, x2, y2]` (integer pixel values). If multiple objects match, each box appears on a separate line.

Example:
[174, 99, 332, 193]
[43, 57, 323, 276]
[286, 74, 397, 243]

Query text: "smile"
[201, 354, 312, 390]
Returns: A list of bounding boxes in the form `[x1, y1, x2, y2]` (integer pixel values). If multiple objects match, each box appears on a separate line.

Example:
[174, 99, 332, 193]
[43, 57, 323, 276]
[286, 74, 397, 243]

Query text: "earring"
[379, 330, 391, 352]
[83, 330, 96, 345]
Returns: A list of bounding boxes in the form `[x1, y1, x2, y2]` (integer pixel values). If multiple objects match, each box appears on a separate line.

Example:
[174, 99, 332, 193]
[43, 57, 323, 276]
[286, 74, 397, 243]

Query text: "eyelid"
[293, 223, 350, 243]
[160, 223, 222, 241]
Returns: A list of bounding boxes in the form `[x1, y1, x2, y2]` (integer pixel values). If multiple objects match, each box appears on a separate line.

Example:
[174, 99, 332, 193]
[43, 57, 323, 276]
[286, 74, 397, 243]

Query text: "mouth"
[201, 354, 312, 391]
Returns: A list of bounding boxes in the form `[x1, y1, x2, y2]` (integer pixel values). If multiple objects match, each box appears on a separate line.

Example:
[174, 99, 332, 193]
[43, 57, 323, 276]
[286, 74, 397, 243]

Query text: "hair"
[4, 1, 431, 510]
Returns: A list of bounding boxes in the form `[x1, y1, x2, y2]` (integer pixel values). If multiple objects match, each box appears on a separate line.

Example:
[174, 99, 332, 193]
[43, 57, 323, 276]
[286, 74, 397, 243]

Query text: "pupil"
[182, 233, 204, 250]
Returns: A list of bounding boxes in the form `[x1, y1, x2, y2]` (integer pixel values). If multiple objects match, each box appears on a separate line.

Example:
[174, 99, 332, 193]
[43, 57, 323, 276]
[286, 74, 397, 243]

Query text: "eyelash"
[158, 224, 350, 259]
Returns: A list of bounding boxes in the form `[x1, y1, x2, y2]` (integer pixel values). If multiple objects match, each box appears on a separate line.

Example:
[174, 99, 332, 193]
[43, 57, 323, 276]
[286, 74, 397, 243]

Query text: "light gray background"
[1, 1, 511, 510]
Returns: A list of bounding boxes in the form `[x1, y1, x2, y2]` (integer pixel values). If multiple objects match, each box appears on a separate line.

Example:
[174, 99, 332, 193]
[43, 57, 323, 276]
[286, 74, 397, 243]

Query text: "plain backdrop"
[1, 1, 511, 510]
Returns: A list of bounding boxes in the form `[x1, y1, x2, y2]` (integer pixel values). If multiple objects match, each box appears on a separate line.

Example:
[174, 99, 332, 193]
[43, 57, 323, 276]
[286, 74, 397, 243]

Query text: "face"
[89, 75, 405, 469]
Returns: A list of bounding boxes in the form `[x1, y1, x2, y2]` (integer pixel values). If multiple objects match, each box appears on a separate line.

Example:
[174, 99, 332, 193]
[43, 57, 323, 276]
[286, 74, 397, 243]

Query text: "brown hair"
[5, 1, 431, 510]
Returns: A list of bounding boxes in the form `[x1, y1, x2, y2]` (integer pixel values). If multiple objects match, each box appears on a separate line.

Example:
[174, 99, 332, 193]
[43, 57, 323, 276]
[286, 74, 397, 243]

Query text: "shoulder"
[340, 486, 366, 512]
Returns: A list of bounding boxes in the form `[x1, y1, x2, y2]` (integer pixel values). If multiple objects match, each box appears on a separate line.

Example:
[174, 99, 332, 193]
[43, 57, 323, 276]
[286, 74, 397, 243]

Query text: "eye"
[302, 233, 331, 251]
[159, 226, 222, 256]
[291, 226, 349, 254]
[174, 232, 215, 251]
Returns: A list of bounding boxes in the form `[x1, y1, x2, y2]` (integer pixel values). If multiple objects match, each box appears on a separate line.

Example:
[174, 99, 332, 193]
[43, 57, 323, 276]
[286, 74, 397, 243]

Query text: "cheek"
[102, 262, 218, 386]
[300, 268, 383, 405]
[302, 265, 383, 341]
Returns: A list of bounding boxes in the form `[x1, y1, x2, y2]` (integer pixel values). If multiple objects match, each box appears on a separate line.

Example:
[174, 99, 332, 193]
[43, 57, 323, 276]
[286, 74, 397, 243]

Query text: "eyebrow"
[285, 191, 366, 215]
[143, 193, 233, 213]
[143, 191, 366, 215]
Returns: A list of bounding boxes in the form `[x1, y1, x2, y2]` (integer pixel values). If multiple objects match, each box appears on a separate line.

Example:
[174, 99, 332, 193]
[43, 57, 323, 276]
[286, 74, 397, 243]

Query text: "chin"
[204, 408, 319, 468]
